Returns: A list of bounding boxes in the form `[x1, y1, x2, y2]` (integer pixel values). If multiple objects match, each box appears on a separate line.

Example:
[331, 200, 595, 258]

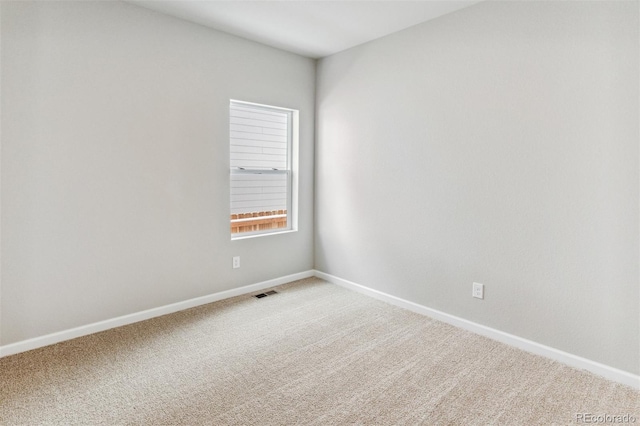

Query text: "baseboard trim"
[313, 270, 640, 390]
[0, 270, 315, 358]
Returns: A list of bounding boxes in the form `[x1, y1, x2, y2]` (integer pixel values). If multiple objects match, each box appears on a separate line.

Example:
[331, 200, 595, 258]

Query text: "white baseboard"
[0, 270, 315, 358]
[314, 270, 640, 390]
[3, 269, 637, 390]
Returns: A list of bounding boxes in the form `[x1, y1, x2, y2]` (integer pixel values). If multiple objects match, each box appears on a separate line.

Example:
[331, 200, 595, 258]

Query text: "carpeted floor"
[0, 277, 638, 425]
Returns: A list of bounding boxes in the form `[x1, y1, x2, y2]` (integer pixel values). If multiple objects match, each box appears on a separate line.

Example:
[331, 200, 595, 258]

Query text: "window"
[230, 100, 297, 238]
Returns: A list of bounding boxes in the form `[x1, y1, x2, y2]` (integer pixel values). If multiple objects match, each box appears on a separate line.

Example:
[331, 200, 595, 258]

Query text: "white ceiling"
[129, 1, 481, 59]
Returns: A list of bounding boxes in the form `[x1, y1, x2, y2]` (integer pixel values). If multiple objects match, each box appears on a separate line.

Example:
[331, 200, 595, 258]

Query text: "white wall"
[0, 1, 315, 345]
[316, 1, 639, 374]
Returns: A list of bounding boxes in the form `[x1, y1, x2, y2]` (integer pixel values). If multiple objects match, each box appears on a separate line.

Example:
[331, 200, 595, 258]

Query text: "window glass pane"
[230, 104, 288, 170]
[230, 172, 288, 215]
[230, 173, 289, 234]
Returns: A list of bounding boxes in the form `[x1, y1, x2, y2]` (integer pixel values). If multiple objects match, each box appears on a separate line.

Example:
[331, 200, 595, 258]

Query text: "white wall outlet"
[472, 282, 484, 299]
[233, 256, 240, 269]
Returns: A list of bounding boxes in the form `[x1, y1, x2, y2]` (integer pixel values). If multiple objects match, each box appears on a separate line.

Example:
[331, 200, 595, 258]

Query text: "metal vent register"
[254, 290, 278, 299]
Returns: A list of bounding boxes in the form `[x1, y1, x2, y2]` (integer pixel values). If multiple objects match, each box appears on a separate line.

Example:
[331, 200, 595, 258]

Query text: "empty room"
[0, 0, 638, 424]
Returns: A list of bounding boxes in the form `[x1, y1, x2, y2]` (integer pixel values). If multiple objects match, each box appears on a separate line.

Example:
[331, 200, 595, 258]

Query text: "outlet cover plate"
[472, 282, 484, 299]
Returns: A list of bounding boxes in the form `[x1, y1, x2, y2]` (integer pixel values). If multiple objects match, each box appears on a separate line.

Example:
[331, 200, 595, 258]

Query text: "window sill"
[231, 229, 298, 241]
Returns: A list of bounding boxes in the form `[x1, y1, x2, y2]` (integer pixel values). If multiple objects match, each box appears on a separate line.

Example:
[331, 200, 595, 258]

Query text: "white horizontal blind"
[230, 101, 291, 223]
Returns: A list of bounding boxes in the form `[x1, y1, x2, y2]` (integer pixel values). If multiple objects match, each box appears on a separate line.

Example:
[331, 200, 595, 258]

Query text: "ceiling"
[129, 1, 481, 59]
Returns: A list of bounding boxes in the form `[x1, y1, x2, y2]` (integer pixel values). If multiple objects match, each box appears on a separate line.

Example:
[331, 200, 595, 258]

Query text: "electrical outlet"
[233, 256, 240, 269]
[472, 282, 484, 299]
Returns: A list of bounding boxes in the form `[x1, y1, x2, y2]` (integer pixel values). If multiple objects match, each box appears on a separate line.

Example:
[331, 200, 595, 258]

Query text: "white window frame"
[230, 100, 298, 240]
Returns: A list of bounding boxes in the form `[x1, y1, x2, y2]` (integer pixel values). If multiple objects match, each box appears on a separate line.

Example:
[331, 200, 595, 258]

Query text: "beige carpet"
[0, 277, 638, 425]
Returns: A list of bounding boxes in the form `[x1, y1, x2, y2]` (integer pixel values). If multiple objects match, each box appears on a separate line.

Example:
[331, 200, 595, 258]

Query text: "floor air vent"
[254, 290, 278, 299]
